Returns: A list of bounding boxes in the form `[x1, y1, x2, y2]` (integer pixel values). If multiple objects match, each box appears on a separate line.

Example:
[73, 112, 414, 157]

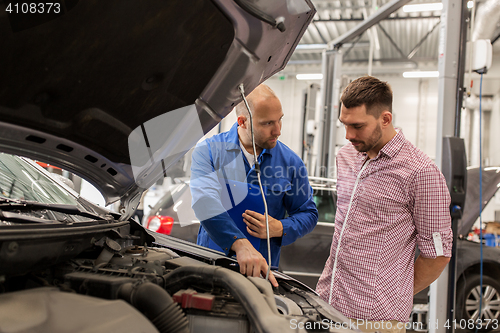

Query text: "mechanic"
[316, 76, 452, 333]
[190, 84, 318, 287]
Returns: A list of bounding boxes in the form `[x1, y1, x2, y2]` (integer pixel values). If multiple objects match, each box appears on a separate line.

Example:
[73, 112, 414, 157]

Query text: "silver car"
[0, 1, 357, 332]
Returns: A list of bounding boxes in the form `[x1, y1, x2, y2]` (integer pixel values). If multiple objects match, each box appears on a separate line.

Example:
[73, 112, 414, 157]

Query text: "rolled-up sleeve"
[411, 164, 453, 258]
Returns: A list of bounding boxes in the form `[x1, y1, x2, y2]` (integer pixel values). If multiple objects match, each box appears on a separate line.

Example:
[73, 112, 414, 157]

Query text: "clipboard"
[207, 178, 265, 252]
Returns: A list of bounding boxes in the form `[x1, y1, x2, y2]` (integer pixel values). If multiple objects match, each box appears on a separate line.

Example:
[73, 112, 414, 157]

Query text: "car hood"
[0, 0, 315, 216]
[458, 167, 500, 236]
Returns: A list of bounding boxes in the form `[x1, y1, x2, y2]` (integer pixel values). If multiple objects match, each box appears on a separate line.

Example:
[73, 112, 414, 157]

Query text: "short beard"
[352, 124, 382, 153]
[257, 138, 278, 150]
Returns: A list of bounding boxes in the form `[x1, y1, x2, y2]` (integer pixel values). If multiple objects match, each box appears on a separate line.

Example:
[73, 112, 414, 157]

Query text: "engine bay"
[0, 231, 348, 333]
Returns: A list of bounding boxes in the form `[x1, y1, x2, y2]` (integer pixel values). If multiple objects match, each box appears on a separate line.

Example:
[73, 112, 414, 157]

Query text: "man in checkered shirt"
[316, 76, 452, 333]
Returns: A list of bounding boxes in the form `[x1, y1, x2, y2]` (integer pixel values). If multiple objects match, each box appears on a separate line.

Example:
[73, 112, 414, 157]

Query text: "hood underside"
[0, 0, 316, 209]
[458, 167, 500, 236]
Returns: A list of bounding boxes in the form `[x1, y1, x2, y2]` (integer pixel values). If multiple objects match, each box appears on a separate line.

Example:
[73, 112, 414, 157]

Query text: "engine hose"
[163, 265, 278, 333]
[117, 282, 189, 333]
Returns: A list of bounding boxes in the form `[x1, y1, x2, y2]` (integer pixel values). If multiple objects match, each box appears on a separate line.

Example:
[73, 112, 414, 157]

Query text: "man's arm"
[279, 164, 318, 246]
[231, 238, 278, 287]
[190, 142, 278, 286]
[190, 142, 247, 253]
[411, 164, 453, 294]
[413, 255, 450, 295]
[243, 210, 283, 238]
[240, 169, 318, 243]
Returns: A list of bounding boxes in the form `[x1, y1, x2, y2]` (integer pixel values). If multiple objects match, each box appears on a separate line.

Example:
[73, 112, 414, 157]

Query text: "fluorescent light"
[403, 71, 439, 78]
[296, 74, 323, 80]
[295, 44, 327, 50]
[403, 3, 443, 12]
[467, 0, 474, 8]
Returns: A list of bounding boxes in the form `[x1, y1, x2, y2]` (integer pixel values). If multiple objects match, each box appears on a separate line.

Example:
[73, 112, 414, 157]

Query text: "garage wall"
[264, 75, 441, 161]
[479, 51, 500, 167]
[388, 77, 440, 160]
[215, 65, 499, 170]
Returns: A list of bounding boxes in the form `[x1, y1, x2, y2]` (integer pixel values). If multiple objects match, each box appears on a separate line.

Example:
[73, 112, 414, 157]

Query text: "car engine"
[0, 230, 348, 333]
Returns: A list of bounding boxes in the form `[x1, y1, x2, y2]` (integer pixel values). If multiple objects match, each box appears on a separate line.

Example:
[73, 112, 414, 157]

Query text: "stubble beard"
[257, 137, 279, 150]
[352, 124, 382, 153]
[245, 130, 279, 152]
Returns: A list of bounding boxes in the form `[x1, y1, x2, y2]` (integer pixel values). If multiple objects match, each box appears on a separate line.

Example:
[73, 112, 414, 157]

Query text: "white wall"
[387, 77, 440, 160]
[214, 64, 499, 172]
[80, 179, 106, 207]
[264, 75, 441, 161]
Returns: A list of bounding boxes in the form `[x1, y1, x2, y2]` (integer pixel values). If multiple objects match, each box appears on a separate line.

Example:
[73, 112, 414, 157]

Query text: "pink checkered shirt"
[316, 130, 452, 322]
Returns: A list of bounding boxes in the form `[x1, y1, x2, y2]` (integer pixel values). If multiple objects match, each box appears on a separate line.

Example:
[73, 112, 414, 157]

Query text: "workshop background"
[70, 0, 500, 235]
[55, 1, 500, 331]
[212, 0, 500, 230]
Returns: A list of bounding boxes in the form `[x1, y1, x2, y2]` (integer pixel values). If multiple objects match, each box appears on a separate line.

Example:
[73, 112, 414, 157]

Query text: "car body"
[0, 1, 363, 332]
[147, 169, 500, 331]
[146, 180, 200, 243]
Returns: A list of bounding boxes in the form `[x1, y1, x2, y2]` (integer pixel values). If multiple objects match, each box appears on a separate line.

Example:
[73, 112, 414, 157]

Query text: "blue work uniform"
[190, 122, 318, 266]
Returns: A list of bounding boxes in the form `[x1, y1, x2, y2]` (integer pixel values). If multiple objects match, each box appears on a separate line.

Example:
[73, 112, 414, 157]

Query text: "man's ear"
[380, 111, 392, 128]
[237, 115, 247, 128]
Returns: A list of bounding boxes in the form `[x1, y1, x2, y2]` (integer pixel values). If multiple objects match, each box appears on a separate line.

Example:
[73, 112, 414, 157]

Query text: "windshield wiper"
[0, 198, 109, 221]
[0, 211, 58, 224]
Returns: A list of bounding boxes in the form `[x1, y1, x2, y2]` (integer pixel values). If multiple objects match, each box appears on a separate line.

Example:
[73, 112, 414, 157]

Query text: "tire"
[457, 274, 500, 332]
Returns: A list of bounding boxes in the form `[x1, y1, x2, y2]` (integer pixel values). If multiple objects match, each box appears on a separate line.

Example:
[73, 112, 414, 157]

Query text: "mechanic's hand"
[243, 210, 283, 239]
[231, 238, 278, 287]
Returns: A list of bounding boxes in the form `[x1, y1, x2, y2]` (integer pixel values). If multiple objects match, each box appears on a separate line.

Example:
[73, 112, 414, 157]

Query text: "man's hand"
[243, 210, 283, 239]
[231, 238, 278, 287]
[413, 255, 450, 295]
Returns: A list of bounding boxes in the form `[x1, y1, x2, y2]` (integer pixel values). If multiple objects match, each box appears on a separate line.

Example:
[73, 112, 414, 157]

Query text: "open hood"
[0, 0, 315, 215]
[458, 167, 500, 236]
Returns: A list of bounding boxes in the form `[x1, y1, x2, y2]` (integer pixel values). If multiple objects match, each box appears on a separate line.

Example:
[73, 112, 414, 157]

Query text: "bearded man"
[316, 76, 452, 333]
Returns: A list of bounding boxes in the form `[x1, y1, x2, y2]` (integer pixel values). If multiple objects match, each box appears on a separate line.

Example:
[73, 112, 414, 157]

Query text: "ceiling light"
[403, 3, 443, 12]
[296, 74, 323, 80]
[403, 71, 439, 78]
[467, 1, 474, 8]
[295, 44, 327, 50]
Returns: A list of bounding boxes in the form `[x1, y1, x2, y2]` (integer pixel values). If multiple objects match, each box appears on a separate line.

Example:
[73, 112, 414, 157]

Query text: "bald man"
[190, 84, 318, 286]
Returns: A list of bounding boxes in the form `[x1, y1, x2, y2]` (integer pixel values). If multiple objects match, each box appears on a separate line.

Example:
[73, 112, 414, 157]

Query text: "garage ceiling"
[287, 0, 499, 74]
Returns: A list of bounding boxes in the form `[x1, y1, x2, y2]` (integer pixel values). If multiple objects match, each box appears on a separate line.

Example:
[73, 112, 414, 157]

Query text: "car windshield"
[0, 153, 91, 223]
